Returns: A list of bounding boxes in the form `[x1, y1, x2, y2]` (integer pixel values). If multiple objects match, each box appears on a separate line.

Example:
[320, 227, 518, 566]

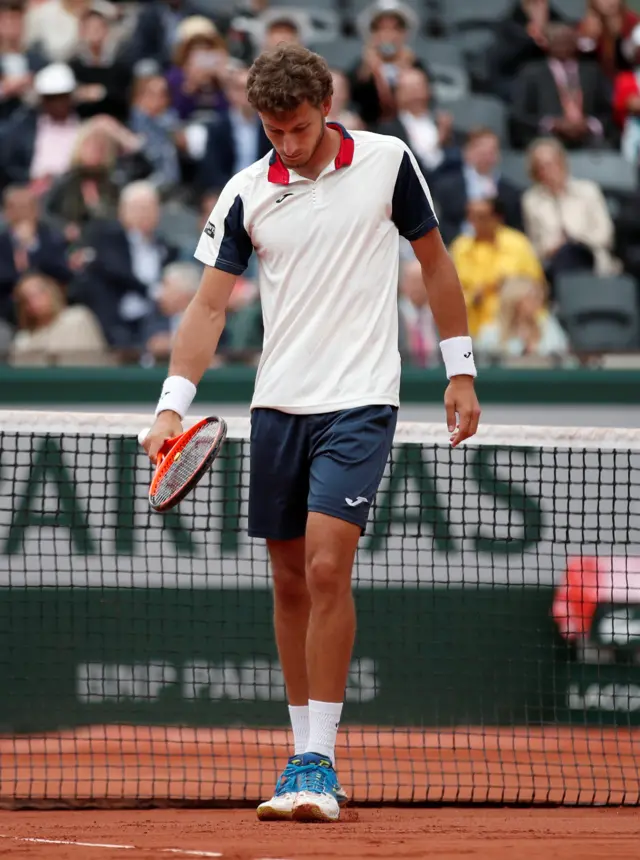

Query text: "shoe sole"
[292, 802, 339, 823]
[256, 805, 293, 822]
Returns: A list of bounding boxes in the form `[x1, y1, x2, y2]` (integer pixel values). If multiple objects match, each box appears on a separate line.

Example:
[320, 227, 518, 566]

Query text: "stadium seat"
[158, 202, 200, 252]
[440, 0, 513, 31]
[556, 273, 640, 353]
[411, 38, 469, 102]
[568, 152, 639, 197]
[451, 29, 497, 92]
[552, 0, 588, 23]
[499, 150, 529, 189]
[308, 38, 362, 72]
[448, 95, 508, 143]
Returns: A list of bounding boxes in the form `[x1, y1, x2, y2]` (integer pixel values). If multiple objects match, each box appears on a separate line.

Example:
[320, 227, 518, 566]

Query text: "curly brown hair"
[247, 44, 333, 114]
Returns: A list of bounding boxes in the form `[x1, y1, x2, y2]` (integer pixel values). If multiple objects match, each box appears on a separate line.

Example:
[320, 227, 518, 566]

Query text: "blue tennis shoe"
[257, 752, 347, 822]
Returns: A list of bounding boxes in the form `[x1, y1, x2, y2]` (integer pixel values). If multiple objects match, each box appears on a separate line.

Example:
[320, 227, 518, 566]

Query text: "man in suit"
[376, 67, 455, 176]
[492, 0, 566, 100]
[510, 23, 615, 149]
[0, 62, 81, 194]
[196, 65, 271, 193]
[76, 180, 178, 347]
[430, 128, 523, 247]
[0, 184, 71, 323]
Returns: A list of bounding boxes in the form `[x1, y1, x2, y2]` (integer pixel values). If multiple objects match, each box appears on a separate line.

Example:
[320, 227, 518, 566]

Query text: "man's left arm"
[391, 144, 480, 446]
[412, 229, 481, 447]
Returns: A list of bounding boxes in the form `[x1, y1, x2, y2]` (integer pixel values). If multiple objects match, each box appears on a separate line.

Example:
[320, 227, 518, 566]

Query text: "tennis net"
[1, 409, 640, 808]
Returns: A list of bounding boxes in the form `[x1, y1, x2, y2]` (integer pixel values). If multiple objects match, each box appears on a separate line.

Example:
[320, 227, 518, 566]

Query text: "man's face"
[41, 93, 73, 121]
[80, 13, 109, 48]
[120, 192, 160, 236]
[465, 134, 499, 174]
[4, 188, 38, 226]
[370, 14, 407, 59]
[264, 23, 299, 51]
[467, 199, 498, 241]
[547, 25, 577, 61]
[0, 8, 24, 44]
[260, 100, 329, 171]
[139, 76, 170, 116]
[396, 69, 429, 113]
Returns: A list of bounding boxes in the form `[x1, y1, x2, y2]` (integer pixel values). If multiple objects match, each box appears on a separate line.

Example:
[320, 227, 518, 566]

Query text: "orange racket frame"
[148, 416, 227, 512]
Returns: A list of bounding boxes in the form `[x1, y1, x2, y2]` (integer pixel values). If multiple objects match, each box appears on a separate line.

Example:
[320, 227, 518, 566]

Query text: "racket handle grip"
[138, 428, 150, 447]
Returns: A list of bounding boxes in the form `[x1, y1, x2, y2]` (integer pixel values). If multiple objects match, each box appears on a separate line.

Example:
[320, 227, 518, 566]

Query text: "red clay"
[0, 808, 638, 860]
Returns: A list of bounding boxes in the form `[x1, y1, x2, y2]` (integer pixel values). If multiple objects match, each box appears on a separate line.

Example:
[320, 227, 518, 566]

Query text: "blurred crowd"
[1, 0, 640, 369]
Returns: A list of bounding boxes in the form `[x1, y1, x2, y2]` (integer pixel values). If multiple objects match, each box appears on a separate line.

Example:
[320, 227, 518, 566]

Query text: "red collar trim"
[267, 122, 355, 185]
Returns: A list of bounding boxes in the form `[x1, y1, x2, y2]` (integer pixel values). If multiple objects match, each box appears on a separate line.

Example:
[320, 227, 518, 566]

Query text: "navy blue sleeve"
[391, 150, 439, 241]
[195, 191, 253, 275]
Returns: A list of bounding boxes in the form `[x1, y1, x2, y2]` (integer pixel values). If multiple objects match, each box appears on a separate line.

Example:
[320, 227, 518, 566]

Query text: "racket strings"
[153, 423, 222, 506]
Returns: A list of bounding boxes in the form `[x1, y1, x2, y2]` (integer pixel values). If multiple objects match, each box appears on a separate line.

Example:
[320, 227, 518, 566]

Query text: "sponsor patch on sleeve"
[204, 220, 216, 238]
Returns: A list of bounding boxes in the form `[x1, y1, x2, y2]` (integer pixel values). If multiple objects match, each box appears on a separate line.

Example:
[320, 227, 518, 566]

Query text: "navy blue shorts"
[248, 405, 398, 540]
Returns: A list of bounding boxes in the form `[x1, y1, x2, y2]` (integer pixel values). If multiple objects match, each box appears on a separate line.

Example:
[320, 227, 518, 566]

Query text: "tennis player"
[143, 44, 480, 823]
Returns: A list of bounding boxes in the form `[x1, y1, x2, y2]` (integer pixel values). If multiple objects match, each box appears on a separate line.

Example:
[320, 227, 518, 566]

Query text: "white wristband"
[155, 375, 197, 419]
[440, 336, 477, 380]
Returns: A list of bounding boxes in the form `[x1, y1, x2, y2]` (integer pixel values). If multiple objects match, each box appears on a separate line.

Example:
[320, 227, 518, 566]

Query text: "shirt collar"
[267, 121, 354, 185]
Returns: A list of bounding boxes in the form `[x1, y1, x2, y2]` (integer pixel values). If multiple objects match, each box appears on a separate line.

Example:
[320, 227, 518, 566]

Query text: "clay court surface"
[0, 807, 638, 860]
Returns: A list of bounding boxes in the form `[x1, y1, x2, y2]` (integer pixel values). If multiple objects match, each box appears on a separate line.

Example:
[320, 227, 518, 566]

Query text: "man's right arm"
[144, 265, 236, 461]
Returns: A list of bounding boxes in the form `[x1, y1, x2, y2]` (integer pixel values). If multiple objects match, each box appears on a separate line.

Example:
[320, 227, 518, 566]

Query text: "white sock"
[305, 699, 343, 764]
[288, 704, 309, 755]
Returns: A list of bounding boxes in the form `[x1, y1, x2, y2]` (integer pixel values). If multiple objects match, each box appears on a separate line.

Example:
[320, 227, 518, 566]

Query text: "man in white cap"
[348, 0, 425, 127]
[1, 63, 81, 190]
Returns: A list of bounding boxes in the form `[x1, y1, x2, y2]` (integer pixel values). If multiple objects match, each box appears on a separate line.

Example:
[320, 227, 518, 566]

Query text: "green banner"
[2, 586, 638, 734]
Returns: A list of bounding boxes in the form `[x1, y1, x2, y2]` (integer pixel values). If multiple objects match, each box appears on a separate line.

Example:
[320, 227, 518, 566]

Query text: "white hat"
[357, 0, 418, 41]
[254, 7, 313, 48]
[34, 63, 76, 96]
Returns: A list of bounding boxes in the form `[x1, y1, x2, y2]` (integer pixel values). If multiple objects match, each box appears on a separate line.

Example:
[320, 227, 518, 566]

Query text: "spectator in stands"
[475, 276, 569, 359]
[430, 128, 523, 247]
[1, 62, 81, 193]
[450, 196, 545, 338]
[144, 260, 200, 361]
[258, 9, 309, 52]
[327, 70, 364, 130]
[127, 0, 224, 69]
[9, 270, 108, 366]
[166, 16, 229, 122]
[0, 0, 46, 125]
[613, 24, 640, 160]
[376, 67, 453, 175]
[68, 1, 131, 123]
[522, 138, 620, 285]
[493, 0, 565, 99]
[128, 74, 181, 192]
[45, 120, 122, 238]
[578, 0, 639, 78]
[398, 257, 437, 368]
[510, 23, 614, 149]
[0, 184, 70, 323]
[349, 0, 424, 127]
[24, 0, 90, 64]
[77, 180, 178, 347]
[195, 65, 270, 194]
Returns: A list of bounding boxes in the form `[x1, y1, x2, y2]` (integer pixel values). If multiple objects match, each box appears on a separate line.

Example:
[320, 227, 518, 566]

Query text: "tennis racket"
[138, 416, 227, 512]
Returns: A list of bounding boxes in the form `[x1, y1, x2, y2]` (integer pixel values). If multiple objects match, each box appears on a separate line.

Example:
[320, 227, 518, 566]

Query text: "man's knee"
[269, 540, 308, 606]
[306, 551, 351, 603]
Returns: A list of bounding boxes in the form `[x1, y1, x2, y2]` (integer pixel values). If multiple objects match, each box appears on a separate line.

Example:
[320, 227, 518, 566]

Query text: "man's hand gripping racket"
[139, 412, 227, 512]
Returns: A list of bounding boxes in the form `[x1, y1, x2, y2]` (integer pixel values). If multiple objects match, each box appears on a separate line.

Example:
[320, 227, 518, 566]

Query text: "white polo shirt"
[194, 123, 438, 413]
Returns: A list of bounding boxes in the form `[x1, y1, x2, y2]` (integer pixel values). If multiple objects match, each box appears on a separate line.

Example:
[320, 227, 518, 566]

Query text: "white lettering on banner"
[597, 609, 640, 646]
[77, 658, 378, 704]
[567, 682, 640, 713]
